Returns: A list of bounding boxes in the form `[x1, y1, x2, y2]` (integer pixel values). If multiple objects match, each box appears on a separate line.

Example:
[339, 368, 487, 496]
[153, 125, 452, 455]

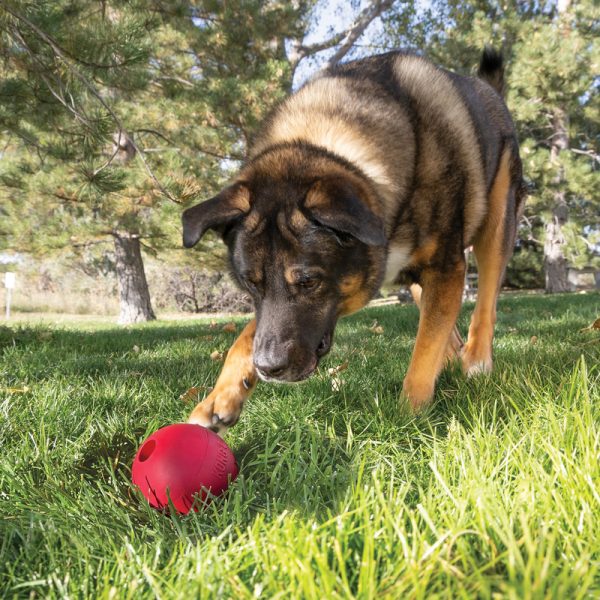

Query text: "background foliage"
[0, 0, 598, 317]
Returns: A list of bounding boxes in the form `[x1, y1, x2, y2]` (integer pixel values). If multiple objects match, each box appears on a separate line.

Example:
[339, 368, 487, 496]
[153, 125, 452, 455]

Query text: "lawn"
[1, 293, 599, 599]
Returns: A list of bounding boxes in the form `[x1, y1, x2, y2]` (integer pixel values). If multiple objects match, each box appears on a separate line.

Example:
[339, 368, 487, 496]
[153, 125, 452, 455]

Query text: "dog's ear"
[304, 178, 386, 246]
[182, 183, 250, 248]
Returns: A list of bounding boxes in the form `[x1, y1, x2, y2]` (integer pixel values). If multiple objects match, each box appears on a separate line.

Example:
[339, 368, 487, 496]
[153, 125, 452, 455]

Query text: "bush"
[167, 268, 252, 314]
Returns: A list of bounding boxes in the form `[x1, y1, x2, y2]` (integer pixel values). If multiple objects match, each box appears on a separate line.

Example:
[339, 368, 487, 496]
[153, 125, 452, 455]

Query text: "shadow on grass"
[0, 319, 239, 352]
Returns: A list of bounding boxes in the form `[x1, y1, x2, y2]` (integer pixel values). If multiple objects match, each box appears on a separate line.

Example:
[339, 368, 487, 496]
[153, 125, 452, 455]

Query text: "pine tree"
[0, 0, 399, 321]
[0, 1, 288, 322]
[0, 1, 292, 322]
[0, 1, 166, 322]
[509, 0, 600, 291]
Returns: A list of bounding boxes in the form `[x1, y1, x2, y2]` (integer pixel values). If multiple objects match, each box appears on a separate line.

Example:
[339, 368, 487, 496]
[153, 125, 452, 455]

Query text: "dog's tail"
[478, 46, 505, 97]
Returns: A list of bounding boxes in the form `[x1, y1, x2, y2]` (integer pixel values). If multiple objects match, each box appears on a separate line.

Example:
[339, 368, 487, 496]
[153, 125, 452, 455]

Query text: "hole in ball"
[139, 439, 156, 462]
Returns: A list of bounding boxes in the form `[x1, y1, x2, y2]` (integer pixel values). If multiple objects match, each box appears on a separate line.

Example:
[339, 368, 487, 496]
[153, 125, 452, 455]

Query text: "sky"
[291, 0, 392, 88]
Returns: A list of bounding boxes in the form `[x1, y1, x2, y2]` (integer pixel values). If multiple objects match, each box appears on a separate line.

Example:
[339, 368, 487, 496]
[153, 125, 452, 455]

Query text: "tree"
[0, 1, 167, 322]
[509, 0, 600, 291]
[0, 0, 403, 322]
[0, 0, 288, 322]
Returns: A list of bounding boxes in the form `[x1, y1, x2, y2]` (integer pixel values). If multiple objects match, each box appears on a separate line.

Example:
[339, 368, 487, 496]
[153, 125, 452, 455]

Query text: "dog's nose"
[254, 354, 289, 379]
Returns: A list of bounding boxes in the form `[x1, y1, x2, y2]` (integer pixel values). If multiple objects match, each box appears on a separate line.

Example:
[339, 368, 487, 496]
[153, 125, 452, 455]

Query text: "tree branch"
[322, 0, 394, 71]
[571, 148, 600, 164]
[154, 75, 194, 88]
[133, 128, 243, 161]
[53, 190, 81, 203]
[71, 238, 111, 248]
[289, 0, 394, 73]
[133, 128, 177, 145]
[3, 1, 148, 71]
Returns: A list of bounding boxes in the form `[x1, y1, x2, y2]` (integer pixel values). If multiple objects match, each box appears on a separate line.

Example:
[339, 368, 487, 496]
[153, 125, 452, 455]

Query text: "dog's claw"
[211, 412, 239, 427]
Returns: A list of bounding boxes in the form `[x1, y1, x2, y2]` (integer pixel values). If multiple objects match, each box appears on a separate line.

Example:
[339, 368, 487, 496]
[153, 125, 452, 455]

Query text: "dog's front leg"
[403, 264, 465, 411]
[188, 319, 257, 435]
[409, 283, 464, 363]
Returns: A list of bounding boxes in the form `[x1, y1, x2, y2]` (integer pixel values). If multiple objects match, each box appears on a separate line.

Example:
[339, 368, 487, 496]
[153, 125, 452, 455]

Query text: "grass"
[1, 292, 599, 599]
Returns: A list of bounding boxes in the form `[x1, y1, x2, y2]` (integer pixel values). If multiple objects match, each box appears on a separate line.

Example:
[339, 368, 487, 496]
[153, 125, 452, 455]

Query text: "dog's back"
[251, 51, 522, 270]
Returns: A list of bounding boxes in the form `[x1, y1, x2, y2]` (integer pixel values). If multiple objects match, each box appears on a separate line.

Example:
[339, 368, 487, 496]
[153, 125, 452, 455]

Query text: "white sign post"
[4, 272, 15, 319]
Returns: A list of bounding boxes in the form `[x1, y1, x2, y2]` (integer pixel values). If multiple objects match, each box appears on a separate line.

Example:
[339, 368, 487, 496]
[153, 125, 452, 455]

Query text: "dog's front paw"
[402, 376, 434, 413]
[188, 384, 247, 436]
[461, 340, 493, 377]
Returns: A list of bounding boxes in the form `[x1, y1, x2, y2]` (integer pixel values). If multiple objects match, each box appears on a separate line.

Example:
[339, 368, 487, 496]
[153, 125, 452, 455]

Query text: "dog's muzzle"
[254, 331, 333, 383]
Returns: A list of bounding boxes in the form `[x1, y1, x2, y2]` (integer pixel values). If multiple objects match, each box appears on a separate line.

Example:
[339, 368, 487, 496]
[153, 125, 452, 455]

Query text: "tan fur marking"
[339, 273, 363, 295]
[289, 209, 308, 232]
[283, 265, 319, 285]
[233, 185, 251, 212]
[244, 210, 262, 233]
[338, 274, 369, 316]
[188, 320, 257, 434]
[250, 77, 416, 227]
[284, 266, 294, 285]
[276, 211, 301, 245]
[462, 149, 512, 375]
[257, 80, 394, 193]
[408, 236, 438, 267]
[384, 240, 412, 284]
[393, 55, 487, 243]
[304, 180, 328, 209]
[402, 265, 465, 411]
[409, 283, 464, 364]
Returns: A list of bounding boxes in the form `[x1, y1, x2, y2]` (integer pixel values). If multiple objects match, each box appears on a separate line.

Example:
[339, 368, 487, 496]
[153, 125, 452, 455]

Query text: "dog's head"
[182, 148, 387, 382]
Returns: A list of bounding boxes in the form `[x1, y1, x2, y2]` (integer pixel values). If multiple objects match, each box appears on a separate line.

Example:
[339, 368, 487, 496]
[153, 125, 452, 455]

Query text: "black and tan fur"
[182, 49, 525, 432]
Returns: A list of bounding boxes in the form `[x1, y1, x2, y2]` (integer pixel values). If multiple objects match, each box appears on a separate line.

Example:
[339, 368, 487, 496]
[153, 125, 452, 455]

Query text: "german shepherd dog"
[182, 49, 525, 435]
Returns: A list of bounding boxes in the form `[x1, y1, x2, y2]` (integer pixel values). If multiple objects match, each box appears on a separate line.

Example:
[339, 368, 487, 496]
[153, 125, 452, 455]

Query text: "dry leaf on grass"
[580, 317, 600, 333]
[328, 362, 349, 391]
[210, 350, 225, 361]
[331, 376, 345, 392]
[222, 322, 237, 333]
[530, 335, 538, 345]
[2, 386, 30, 394]
[368, 320, 384, 335]
[132, 345, 140, 353]
[327, 362, 349, 376]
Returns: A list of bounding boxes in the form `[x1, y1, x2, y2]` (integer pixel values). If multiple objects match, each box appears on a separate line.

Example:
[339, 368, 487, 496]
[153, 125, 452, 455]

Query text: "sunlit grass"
[1, 293, 599, 598]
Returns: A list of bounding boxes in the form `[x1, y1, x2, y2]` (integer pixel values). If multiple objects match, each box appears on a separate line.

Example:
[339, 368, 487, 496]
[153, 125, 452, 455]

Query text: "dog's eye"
[297, 276, 319, 291]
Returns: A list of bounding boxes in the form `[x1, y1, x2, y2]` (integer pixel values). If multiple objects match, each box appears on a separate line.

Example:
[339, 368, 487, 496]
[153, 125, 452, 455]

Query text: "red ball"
[132, 423, 238, 514]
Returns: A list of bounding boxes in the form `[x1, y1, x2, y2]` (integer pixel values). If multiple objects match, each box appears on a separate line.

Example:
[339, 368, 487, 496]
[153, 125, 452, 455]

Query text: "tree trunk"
[544, 207, 570, 292]
[544, 107, 571, 293]
[113, 234, 156, 324]
[544, 1, 571, 293]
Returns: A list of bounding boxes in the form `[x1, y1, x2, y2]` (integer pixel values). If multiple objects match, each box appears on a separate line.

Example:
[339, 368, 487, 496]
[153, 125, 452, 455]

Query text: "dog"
[182, 48, 525, 434]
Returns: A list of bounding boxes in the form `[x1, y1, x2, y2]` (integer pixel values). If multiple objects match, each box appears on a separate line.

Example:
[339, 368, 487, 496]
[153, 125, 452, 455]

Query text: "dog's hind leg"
[410, 283, 464, 364]
[188, 319, 257, 436]
[403, 263, 465, 411]
[462, 149, 520, 376]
